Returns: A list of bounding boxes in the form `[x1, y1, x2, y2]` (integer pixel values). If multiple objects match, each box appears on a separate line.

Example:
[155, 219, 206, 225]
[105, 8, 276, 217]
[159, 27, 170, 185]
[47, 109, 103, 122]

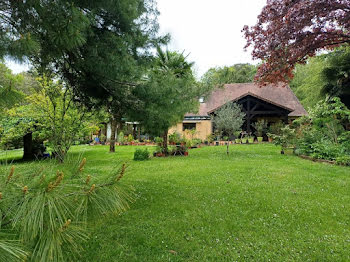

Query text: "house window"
[183, 123, 196, 131]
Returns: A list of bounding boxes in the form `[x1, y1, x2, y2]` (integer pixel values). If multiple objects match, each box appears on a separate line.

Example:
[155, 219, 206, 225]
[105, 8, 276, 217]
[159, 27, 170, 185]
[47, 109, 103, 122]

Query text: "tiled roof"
[185, 83, 308, 118]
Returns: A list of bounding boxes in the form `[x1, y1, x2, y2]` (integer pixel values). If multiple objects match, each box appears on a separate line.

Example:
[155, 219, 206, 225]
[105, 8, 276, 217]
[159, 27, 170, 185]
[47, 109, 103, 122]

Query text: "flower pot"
[235, 139, 240, 144]
[268, 137, 273, 143]
[241, 138, 247, 144]
[257, 137, 263, 143]
[184, 151, 188, 156]
[248, 138, 254, 143]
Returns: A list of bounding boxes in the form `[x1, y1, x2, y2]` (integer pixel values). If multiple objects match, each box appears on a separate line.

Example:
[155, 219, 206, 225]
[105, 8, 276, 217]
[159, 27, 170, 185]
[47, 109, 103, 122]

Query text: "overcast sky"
[6, 0, 266, 77]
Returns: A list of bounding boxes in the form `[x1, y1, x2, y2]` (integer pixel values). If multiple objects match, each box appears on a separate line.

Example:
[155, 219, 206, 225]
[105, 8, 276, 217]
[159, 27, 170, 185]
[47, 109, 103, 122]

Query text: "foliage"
[291, 46, 350, 109]
[268, 121, 284, 136]
[321, 46, 350, 107]
[213, 102, 245, 139]
[99, 134, 106, 143]
[234, 130, 241, 139]
[0, 67, 25, 113]
[243, 0, 350, 84]
[133, 148, 150, 161]
[206, 134, 215, 143]
[269, 126, 296, 152]
[272, 97, 350, 164]
[154, 137, 163, 145]
[201, 64, 257, 90]
[169, 132, 181, 144]
[0, 237, 28, 262]
[170, 144, 188, 156]
[0, 75, 98, 161]
[290, 56, 327, 109]
[252, 120, 268, 137]
[127, 134, 134, 143]
[0, 157, 132, 261]
[192, 138, 202, 146]
[0, 0, 164, 105]
[133, 47, 202, 154]
[117, 132, 125, 144]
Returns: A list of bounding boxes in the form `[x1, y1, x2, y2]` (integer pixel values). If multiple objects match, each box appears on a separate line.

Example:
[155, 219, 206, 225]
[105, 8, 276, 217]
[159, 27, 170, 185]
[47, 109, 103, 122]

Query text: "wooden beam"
[247, 98, 251, 132]
[251, 111, 289, 115]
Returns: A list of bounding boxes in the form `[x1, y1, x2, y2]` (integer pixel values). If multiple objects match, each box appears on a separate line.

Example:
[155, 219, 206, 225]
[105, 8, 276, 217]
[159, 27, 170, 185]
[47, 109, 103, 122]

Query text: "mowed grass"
[1, 144, 350, 261]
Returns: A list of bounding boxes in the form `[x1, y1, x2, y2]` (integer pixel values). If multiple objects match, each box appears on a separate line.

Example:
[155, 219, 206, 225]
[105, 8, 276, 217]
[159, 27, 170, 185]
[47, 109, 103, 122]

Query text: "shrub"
[117, 132, 125, 144]
[269, 126, 296, 152]
[169, 132, 181, 144]
[206, 134, 215, 143]
[192, 138, 202, 145]
[127, 134, 134, 143]
[336, 155, 350, 166]
[133, 148, 150, 161]
[269, 121, 284, 136]
[154, 137, 163, 145]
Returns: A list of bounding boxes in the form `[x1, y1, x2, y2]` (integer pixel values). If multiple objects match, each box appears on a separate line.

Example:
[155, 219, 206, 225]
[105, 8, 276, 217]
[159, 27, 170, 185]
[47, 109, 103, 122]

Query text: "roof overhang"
[207, 92, 294, 114]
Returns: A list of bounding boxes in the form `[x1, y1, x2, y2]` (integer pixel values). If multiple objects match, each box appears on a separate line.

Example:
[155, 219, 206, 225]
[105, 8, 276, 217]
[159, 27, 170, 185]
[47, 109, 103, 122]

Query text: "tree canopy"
[322, 46, 350, 107]
[0, 0, 164, 103]
[132, 47, 202, 153]
[290, 46, 350, 108]
[290, 56, 327, 109]
[201, 64, 256, 90]
[243, 0, 350, 84]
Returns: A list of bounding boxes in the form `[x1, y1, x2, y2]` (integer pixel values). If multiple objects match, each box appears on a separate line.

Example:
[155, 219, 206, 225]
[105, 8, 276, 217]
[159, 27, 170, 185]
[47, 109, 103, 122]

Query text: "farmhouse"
[169, 83, 308, 141]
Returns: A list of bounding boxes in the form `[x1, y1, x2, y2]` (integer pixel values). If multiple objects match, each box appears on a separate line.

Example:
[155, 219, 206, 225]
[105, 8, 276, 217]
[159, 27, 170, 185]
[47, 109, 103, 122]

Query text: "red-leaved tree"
[243, 0, 350, 84]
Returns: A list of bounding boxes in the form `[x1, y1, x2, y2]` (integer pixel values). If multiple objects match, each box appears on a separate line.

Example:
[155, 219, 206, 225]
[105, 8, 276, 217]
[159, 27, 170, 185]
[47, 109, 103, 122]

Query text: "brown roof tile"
[185, 83, 308, 117]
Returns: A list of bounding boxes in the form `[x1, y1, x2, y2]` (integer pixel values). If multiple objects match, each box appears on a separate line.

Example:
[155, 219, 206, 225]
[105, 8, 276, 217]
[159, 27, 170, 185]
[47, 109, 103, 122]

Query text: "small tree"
[2, 76, 94, 161]
[213, 102, 245, 154]
[269, 126, 296, 154]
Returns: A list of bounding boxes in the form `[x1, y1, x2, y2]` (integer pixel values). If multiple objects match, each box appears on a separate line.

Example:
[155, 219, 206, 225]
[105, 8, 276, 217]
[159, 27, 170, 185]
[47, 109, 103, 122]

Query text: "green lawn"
[1, 144, 350, 261]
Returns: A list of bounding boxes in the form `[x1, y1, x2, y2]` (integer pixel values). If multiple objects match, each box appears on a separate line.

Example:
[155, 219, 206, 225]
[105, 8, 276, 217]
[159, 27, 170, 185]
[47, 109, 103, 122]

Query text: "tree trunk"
[133, 124, 137, 139]
[109, 117, 117, 153]
[226, 142, 229, 155]
[23, 133, 34, 160]
[162, 130, 168, 155]
[137, 125, 141, 141]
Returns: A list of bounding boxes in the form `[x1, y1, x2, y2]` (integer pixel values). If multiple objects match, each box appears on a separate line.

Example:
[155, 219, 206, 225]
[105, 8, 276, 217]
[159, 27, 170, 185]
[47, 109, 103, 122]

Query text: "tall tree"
[243, 0, 350, 84]
[322, 46, 350, 107]
[133, 47, 201, 154]
[0, 0, 164, 103]
[290, 56, 327, 109]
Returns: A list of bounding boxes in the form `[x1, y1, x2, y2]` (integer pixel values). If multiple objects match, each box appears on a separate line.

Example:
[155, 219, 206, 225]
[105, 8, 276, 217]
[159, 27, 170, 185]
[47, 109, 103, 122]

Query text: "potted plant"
[241, 134, 248, 144]
[127, 134, 134, 145]
[153, 145, 164, 157]
[252, 120, 268, 143]
[234, 131, 241, 144]
[169, 132, 180, 145]
[248, 135, 255, 144]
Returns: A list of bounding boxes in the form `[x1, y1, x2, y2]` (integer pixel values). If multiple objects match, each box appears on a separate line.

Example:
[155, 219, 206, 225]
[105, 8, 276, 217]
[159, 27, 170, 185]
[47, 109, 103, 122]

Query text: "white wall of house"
[106, 122, 117, 141]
